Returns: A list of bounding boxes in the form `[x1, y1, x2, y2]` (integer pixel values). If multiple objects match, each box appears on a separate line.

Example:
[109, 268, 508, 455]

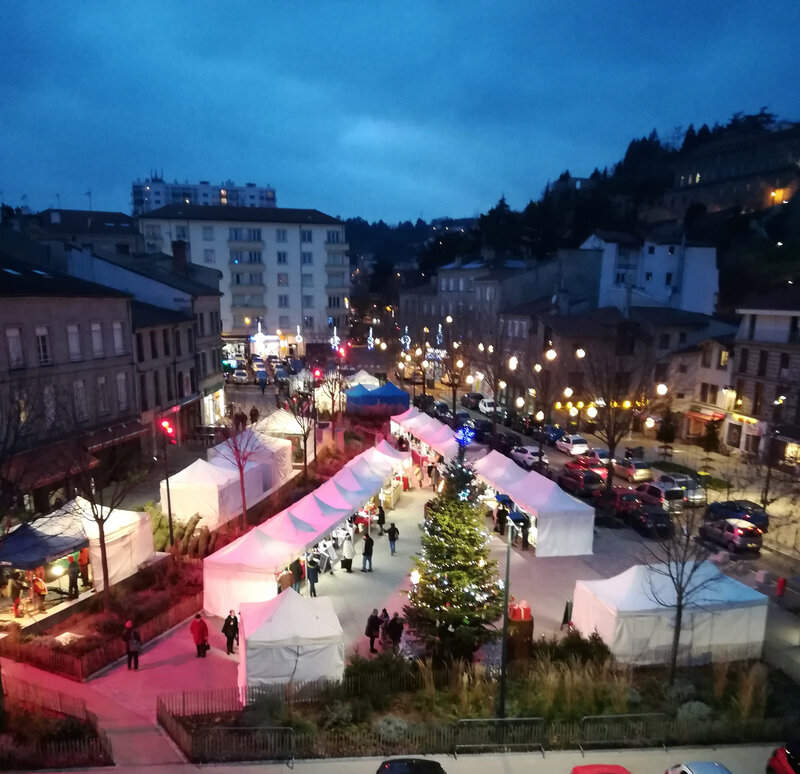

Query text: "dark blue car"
[704, 500, 770, 532]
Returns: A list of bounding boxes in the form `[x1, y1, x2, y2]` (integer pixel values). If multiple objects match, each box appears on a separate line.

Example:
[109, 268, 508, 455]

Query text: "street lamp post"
[497, 521, 518, 719]
[159, 419, 176, 546]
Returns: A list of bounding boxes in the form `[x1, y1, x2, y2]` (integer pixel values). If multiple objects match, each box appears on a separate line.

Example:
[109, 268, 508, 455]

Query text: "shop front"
[723, 412, 762, 454]
[683, 409, 726, 440]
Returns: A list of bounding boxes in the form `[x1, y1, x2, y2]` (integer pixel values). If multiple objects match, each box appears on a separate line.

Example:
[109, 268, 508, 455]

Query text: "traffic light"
[313, 368, 323, 387]
[160, 418, 177, 444]
[338, 346, 346, 358]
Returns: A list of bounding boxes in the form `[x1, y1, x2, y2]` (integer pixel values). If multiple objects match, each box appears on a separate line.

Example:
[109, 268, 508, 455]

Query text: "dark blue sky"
[1, 1, 798, 223]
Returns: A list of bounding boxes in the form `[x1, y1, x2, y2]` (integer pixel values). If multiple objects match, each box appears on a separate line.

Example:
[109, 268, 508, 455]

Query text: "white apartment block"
[138, 205, 349, 348]
[580, 231, 718, 315]
[132, 176, 276, 215]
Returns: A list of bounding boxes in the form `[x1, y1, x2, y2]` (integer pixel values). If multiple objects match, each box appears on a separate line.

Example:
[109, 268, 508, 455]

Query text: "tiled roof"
[131, 300, 193, 328]
[142, 204, 341, 225]
[737, 285, 800, 313]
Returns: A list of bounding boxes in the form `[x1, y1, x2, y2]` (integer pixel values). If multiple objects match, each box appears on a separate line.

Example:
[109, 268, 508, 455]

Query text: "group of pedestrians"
[364, 608, 405, 653]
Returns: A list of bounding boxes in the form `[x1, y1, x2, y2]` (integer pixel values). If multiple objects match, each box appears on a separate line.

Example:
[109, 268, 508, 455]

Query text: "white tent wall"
[86, 511, 154, 592]
[208, 458, 265, 513]
[160, 459, 241, 531]
[349, 369, 380, 389]
[207, 431, 293, 492]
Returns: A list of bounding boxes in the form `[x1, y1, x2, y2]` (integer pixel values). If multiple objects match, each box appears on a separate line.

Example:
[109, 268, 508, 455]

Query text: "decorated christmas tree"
[404, 442, 502, 662]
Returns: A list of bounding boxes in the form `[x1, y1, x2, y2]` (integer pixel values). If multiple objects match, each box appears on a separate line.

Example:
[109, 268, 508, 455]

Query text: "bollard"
[776, 576, 787, 597]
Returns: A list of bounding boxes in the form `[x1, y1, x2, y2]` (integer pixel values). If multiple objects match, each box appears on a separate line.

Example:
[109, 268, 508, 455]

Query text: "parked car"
[510, 445, 550, 470]
[478, 397, 498, 416]
[493, 404, 511, 423]
[253, 368, 269, 384]
[592, 487, 640, 520]
[571, 767, 631, 774]
[557, 468, 604, 497]
[450, 409, 470, 428]
[273, 366, 289, 385]
[565, 457, 609, 480]
[506, 411, 537, 436]
[635, 482, 686, 513]
[537, 424, 566, 446]
[665, 763, 733, 774]
[555, 434, 590, 456]
[493, 431, 522, 455]
[658, 473, 707, 507]
[413, 393, 436, 412]
[613, 459, 653, 483]
[699, 517, 762, 554]
[767, 740, 800, 774]
[631, 503, 673, 537]
[465, 418, 492, 444]
[582, 448, 611, 466]
[704, 500, 770, 532]
[377, 759, 448, 774]
[460, 392, 484, 410]
[232, 368, 250, 384]
[432, 400, 452, 421]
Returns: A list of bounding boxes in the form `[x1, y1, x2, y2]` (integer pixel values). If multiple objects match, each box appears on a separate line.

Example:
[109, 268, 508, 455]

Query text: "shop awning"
[86, 420, 149, 452]
[3, 442, 100, 490]
[684, 411, 725, 423]
[0, 523, 88, 569]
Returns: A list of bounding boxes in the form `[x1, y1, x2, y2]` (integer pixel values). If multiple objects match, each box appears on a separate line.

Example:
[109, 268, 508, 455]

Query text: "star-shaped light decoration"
[366, 326, 374, 350]
[454, 425, 475, 447]
[458, 489, 470, 501]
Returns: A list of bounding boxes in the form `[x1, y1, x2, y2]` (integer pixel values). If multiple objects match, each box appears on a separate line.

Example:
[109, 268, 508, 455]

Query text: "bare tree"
[641, 507, 717, 684]
[213, 421, 262, 530]
[317, 367, 349, 426]
[281, 394, 315, 482]
[438, 343, 468, 417]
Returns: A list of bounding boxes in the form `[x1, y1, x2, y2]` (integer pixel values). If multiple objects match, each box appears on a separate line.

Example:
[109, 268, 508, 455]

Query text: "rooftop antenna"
[84, 189, 92, 211]
[55, 193, 61, 208]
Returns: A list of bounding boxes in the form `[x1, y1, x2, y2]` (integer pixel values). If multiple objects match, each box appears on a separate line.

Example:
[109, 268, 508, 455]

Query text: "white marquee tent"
[572, 562, 768, 664]
[349, 369, 380, 389]
[207, 458, 264, 513]
[238, 590, 344, 688]
[160, 458, 243, 531]
[207, 429, 293, 492]
[41, 497, 155, 591]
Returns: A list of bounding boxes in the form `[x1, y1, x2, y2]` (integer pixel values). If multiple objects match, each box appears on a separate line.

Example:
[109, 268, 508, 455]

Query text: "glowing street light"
[508, 355, 518, 371]
[456, 359, 464, 369]
[533, 363, 542, 373]
[445, 315, 453, 323]
[656, 383, 669, 396]
[644, 417, 656, 429]
[535, 410, 545, 422]
[576, 348, 586, 359]
[499, 380, 507, 390]
[466, 374, 474, 384]
[586, 406, 598, 419]
[569, 407, 579, 417]
[516, 396, 525, 409]
[563, 387, 573, 398]
[545, 348, 557, 361]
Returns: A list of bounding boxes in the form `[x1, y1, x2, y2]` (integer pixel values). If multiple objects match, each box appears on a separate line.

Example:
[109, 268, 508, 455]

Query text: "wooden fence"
[2, 675, 114, 769]
[156, 679, 798, 763]
[0, 592, 202, 681]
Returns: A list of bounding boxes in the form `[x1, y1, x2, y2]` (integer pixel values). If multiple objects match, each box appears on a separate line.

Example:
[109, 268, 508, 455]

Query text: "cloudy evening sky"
[1, 1, 799, 223]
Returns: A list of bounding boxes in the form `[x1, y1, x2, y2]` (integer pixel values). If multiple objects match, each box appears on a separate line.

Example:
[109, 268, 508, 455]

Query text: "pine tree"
[404, 446, 502, 662]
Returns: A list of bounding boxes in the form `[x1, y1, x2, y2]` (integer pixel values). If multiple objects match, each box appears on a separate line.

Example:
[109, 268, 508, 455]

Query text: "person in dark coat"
[123, 620, 142, 670]
[9, 572, 26, 618]
[306, 557, 320, 597]
[289, 557, 303, 592]
[67, 555, 80, 599]
[249, 406, 260, 425]
[496, 506, 508, 537]
[361, 533, 374, 572]
[386, 522, 399, 555]
[376, 504, 386, 535]
[190, 613, 209, 657]
[365, 609, 382, 654]
[521, 513, 531, 550]
[221, 610, 239, 655]
[386, 612, 404, 648]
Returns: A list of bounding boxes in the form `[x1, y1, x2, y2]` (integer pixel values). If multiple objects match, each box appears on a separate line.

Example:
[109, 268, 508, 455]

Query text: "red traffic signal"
[338, 346, 346, 357]
[160, 419, 177, 444]
[313, 368, 322, 379]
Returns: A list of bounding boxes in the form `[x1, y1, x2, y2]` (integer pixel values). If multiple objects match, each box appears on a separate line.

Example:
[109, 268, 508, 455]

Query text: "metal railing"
[454, 717, 546, 757]
[578, 713, 666, 752]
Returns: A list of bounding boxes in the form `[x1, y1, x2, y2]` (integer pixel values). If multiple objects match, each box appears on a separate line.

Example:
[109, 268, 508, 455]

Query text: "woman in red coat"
[189, 613, 209, 658]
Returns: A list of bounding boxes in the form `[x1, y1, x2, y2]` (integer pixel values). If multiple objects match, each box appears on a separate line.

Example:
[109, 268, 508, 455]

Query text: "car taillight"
[736, 528, 744, 535]
[757, 528, 763, 534]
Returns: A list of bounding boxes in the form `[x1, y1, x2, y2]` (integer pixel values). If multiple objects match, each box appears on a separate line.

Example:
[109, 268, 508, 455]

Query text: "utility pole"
[496, 522, 517, 719]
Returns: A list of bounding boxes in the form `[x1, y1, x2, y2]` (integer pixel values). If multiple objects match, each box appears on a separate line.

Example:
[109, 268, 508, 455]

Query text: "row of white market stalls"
[390, 408, 594, 558]
[202, 440, 410, 687]
[159, 424, 295, 531]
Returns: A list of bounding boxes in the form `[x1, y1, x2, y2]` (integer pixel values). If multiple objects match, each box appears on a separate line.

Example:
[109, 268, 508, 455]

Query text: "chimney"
[171, 240, 189, 272]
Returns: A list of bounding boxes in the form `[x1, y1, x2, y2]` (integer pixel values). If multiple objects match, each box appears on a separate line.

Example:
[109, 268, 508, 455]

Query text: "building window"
[303, 315, 314, 329]
[175, 226, 188, 241]
[279, 314, 290, 328]
[230, 250, 244, 264]
[276, 228, 287, 243]
[645, 272, 652, 281]
[757, 350, 768, 377]
[187, 328, 193, 354]
[301, 251, 313, 265]
[73, 380, 88, 421]
[328, 295, 341, 308]
[277, 273, 288, 286]
[247, 272, 263, 285]
[247, 251, 262, 264]
[232, 273, 243, 285]
[665, 272, 673, 286]
[176, 370, 184, 398]
[97, 376, 109, 416]
[701, 348, 711, 368]
[203, 249, 216, 264]
[162, 328, 171, 356]
[647, 245, 655, 255]
[678, 332, 687, 344]
[89, 322, 104, 358]
[718, 349, 729, 369]
[748, 315, 756, 340]
[708, 384, 719, 405]
[678, 363, 688, 374]
[753, 382, 763, 414]
[277, 251, 287, 265]
[67, 324, 82, 361]
[327, 273, 344, 288]
[6, 327, 23, 369]
[202, 226, 214, 241]
[140, 373, 148, 411]
[302, 295, 314, 307]
[326, 229, 341, 244]
[44, 384, 55, 427]
[700, 383, 709, 403]
[739, 347, 749, 373]
[145, 224, 161, 240]
[116, 372, 128, 411]
[301, 229, 312, 243]
[658, 333, 670, 350]
[112, 321, 124, 354]
[35, 326, 51, 365]
[301, 273, 313, 287]
[615, 272, 626, 285]
[148, 330, 157, 359]
[790, 316, 799, 343]
[278, 295, 289, 308]
[166, 368, 174, 401]
[174, 329, 182, 356]
[228, 227, 243, 241]
[200, 352, 207, 378]
[668, 246, 675, 255]
[780, 352, 790, 371]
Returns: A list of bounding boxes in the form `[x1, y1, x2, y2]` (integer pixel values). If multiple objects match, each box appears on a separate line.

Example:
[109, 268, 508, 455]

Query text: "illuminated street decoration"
[436, 323, 443, 346]
[455, 425, 475, 447]
[295, 324, 303, 344]
[367, 326, 374, 350]
[329, 325, 340, 350]
[400, 325, 411, 351]
[250, 319, 267, 356]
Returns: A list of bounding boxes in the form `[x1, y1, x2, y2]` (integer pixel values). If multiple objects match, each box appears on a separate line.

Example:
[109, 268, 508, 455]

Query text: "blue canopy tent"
[369, 381, 410, 410]
[344, 383, 372, 414]
[0, 524, 88, 570]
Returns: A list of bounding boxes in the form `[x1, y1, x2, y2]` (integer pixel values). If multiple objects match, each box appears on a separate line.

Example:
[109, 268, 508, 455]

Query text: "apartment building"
[724, 286, 800, 460]
[132, 176, 276, 215]
[138, 204, 349, 355]
[0, 253, 139, 511]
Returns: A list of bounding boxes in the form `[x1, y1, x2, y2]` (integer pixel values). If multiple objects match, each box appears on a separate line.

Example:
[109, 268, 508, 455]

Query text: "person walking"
[306, 557, 319, 597]
[190, 613, 209, 658]
[259, 379, 267, 395]
[123, 620, 142, 670]
[386, 522, 399, 556]
[289, 557, 303, 592]
[221, 610, 239, 655]
[78, 547, 90, 588]
[9, 572, 26, 618]
[32, 574, 47, 612]
[361, 533, 374, 572]
[521, 513, 531, 551]
[67, 556, 80, 599]
[496, 506, 508, 538]
[386, 612, 404, 649]
[249, 405, 260, 425]
[376, 504, 386, 535]
[341, 534, 355, 572]
[414, 465, 424, 489]
[365, 609, 382, 654]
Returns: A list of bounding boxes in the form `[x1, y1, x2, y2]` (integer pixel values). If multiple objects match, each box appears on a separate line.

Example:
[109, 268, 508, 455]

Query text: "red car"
[566, 457, 609, 480]
[572, 766, 631, 774]
[768, 740, 800, 774]
[593, 486, 640, 519]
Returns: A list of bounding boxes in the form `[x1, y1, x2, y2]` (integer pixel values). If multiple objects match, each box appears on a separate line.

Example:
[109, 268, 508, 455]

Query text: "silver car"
[659, 473, 706, 507]
[699, 517, 762, 554]
[613, 459, 653, 482]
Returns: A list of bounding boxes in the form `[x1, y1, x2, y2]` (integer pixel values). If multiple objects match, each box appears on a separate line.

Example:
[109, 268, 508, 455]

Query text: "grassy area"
[653, 461, 729, 492]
